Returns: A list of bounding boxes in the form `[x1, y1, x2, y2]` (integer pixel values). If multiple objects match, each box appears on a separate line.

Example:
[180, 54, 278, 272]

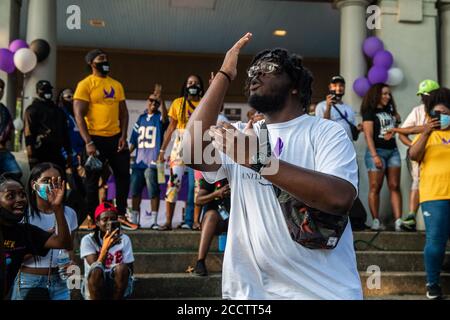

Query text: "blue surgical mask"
[35, 183, 51, 201]
[441, 114, 450, 130]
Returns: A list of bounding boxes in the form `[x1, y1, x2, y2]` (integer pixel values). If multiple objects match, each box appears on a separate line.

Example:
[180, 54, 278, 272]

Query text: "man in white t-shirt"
[182, 33, 362, 300]
[386, 79, 440, 230]
[315, 76, 361, 141]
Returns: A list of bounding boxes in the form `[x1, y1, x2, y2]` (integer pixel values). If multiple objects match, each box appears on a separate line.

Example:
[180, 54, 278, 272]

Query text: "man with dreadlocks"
[158, 75, 204, 231]
[183, 33, 362, 299]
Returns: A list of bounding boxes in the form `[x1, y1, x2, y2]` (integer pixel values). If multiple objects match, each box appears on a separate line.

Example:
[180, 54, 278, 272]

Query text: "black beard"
[248, 90, 289, 114]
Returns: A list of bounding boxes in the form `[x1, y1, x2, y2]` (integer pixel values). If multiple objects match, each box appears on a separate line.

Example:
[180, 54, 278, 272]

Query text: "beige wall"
[56, 47, 338, 104]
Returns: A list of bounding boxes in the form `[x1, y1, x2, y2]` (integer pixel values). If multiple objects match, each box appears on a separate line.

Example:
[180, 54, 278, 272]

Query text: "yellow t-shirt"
[168, 97, 201, 130]
[74, 75, 126, 137]
[412, 130, 450, 203]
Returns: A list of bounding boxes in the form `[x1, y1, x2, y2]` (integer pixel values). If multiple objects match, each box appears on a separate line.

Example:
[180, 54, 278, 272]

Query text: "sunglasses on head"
[247, 61, 281, 78]
[148, 98, 161, 107]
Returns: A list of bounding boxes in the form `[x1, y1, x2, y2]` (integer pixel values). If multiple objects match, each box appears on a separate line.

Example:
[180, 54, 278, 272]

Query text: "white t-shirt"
[202, 115, 362, 300]
[315, 101, 356, 141]
[401, 104, 427, 128]
[80, 233, 134, 278]
[22, 207, 78, 268]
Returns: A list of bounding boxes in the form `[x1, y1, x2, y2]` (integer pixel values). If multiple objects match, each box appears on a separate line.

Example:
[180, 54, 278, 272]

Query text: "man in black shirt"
[24, 80, 72, 170]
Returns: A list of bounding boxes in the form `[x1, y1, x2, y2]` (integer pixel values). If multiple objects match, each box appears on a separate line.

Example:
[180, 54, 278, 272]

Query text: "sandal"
[192, 223, 201, 231]
[158, 224, 172, 231]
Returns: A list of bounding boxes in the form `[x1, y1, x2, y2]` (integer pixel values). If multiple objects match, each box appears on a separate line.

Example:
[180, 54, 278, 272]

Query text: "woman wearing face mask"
[409, 88, 450, 300]
[24, 81, 72, 171]
[361, 84, 403, 232]
[9, 163, 78, 300]
[0, 173, 72, 300]
[158, 75, 204, 231]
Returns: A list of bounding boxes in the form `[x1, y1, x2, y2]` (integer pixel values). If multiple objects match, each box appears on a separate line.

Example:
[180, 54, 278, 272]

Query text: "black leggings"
[83, 134, 130, 218]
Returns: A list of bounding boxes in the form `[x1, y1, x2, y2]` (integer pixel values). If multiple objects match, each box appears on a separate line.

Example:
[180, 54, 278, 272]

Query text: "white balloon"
[14, 48, 37, 74]
[13, 118, 24, 131]
[386, 68, 404, 86]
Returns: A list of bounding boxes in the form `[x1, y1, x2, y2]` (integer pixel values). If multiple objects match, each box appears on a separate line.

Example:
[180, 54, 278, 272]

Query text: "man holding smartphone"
[315, 76, 361, 141]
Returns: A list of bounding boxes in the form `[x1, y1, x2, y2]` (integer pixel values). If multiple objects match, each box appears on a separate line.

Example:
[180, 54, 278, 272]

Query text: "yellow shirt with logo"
[413, 130, 450, 203]
[168, 97, 200, 130]
[74, 75, 126, 137]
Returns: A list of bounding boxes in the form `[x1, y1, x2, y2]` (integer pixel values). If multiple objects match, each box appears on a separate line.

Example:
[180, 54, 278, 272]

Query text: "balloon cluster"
[353, 36, 404, 97]
[0, 39, 51, 75]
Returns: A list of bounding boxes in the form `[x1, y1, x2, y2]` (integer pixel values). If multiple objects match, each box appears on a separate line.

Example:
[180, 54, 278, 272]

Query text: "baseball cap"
[36, 80, 53, 92]
[417, 80, 440, 96]
[330, 75, 346, 84]
[85, 49, 106, 65]
[94, 202, 119, 221]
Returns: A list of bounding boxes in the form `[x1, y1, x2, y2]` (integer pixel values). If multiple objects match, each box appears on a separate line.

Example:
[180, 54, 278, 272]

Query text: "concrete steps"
[73, 230, 450, 300]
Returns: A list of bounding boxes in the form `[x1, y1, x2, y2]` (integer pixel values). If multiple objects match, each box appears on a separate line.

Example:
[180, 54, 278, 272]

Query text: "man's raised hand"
[220, 33, 253, 81]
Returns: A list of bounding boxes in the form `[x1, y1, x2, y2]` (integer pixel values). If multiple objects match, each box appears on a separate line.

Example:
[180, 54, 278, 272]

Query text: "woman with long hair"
[0, 173, 71, 300]
[361, 84, 403, 231]
[157, 75, 204, 231]
[10, 163, 78, 300]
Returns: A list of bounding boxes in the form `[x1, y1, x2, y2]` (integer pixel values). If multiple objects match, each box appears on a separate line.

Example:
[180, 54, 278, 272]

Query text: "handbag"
[259, 122, 349, 250]
[332, 105, 360, 141]
[18, 240, 53, 300]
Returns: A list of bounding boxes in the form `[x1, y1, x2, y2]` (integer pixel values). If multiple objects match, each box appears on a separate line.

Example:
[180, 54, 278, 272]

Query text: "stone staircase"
[73, 231, 450, 300]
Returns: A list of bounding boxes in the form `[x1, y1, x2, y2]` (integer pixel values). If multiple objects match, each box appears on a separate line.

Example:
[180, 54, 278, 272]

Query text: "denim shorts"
[130, 167, 160, 199]
[81, 266, 134, 300]
[11, 272, 70, 300]
[365, 148, 401, 171]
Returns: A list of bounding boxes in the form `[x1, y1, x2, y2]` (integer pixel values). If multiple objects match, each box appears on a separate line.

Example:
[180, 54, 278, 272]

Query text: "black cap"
[85, 49, 106, 65]
[330, 75, 346, 84]
[36, 80, 53, 92]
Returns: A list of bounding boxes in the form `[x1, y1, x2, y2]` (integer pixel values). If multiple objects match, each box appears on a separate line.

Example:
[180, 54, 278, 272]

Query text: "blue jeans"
[0, 150, 22, 178]
[184, 167, 195, 227]
[11, 272, 70, 300]
[364, 148, 401, 171]
[421, 200, 450, 286]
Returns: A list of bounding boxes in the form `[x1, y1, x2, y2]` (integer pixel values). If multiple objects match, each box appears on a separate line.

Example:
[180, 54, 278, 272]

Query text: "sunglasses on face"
[247, 61, 281, 78]
[63, 95, 73, 100]
[148, 98, 161, 107]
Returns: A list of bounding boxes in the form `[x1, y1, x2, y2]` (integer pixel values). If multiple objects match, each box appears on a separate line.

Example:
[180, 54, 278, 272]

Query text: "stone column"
[441, 0, 450, 88]
[23, 0, 57, 110]
[335, 0, 370, 110]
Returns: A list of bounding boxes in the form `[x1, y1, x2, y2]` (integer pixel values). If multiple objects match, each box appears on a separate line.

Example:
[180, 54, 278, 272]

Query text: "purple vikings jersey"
[130, 112, 165, 169]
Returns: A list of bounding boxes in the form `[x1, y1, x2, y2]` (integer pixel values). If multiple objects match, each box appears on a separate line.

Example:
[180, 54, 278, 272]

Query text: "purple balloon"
[374, 50, 394, 69]
[9, 39, 29, 53]
[0, 48, 16, 74]
[353, 77, 371, 97]
[368, 66, 388, 85]
[363, 36, 384, 58]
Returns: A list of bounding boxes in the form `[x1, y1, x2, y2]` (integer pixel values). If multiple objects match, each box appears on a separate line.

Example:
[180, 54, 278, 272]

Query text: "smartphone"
[106, 220, 121, 236]
[431, 110, 441, 129]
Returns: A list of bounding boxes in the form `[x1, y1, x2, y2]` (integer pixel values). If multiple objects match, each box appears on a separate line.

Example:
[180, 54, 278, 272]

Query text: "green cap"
[417, 80, 440, 96]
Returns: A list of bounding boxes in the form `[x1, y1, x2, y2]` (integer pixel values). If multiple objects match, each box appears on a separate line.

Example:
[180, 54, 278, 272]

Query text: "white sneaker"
[395, 218, 403, 232]
[150, 224, 160, 230]
[371, 219, 381, 231]
[127, 210, 140, 225]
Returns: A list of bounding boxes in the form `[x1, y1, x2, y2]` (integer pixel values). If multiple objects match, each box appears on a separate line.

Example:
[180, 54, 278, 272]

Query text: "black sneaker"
[426, 284, 443, 300]
[194, 260, 208, 277]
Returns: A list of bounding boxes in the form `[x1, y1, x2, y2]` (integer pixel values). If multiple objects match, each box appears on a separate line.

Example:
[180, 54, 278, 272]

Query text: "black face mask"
[95, 61, 110, 76]
[38, 90, 53, 101]
[186, 85, 201, 97]
[0, 206, 24, 224]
